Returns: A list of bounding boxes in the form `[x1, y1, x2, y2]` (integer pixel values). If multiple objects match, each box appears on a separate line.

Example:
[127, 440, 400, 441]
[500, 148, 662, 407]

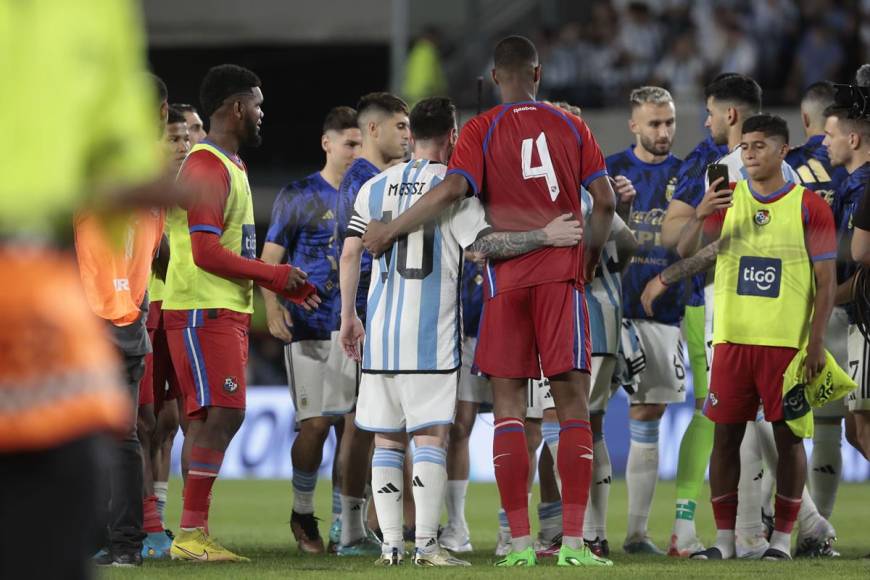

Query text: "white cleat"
[414, 547, 472, 566]
[439, 525, 473, 553]
[667, 533, 705, 558]
[736, 532, 769, 559]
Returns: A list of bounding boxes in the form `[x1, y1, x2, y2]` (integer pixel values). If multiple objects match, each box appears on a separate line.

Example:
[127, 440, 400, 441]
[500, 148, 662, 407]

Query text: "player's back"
[786, 135, 849, 206]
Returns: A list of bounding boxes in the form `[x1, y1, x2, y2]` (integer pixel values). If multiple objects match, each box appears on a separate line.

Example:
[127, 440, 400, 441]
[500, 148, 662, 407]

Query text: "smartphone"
[707, 164, 730, 193]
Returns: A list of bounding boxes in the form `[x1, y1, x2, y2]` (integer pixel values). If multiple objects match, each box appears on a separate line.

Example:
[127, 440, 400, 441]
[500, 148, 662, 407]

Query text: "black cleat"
[95, 551, 142, 567]
[290, 510, 325, 554]
[690, 547, 724, 560]
[762, 548, 791, 561]
[585, 537, 611, 557]
[795, 537, 840, 558]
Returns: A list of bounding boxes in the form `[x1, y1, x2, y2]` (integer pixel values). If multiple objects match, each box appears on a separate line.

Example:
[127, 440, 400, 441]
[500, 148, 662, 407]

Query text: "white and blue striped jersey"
[347, 159, 490, 373]
[581, 188, 627, 355]
[704, 146, 800, 191]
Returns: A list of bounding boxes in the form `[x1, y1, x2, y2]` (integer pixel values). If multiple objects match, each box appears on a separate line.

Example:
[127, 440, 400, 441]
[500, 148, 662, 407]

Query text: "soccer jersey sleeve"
[449, 197, 492, 249]
[673, 157, 707, 207]
[855, 183, 870, 232]
[265, 184, 302, 248]
[346, 182, 371, 238]
[446, 116, 487, 195]
[802, 190, 837, 261]
[611, 212, 629, 236]
[574, 118, 608, 188]
[179, 150, 230, 234]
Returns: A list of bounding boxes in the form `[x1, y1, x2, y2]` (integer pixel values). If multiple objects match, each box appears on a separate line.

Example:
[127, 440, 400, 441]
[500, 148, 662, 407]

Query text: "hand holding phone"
[697, 164, 734, 219]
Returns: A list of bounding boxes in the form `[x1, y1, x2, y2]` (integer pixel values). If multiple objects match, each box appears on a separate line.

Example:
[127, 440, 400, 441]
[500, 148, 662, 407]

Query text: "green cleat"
[495, 546, 537, 567]
[557, 544, 614, 567]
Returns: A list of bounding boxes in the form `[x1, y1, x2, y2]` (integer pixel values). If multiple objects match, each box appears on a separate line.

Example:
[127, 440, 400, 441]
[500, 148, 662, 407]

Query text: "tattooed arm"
[640, 239, 722, 316]
[466, 214, 582, 260]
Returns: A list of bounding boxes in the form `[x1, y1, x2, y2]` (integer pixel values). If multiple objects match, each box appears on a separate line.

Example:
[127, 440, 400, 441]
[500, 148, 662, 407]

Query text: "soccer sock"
[736, 422, 765, 538]
[292, 469, 318, 515]
[153, 481, 169, 523]
[181, 446, 223, 530]
[446, 480, 469, 530]
[541, 420, 561, 482]
[371, 447, 405, 552]
[498, 508, 510, 535]
[626, 418, 660, 540]
[332, 487, 341, 522]
[674, 409, 713, 536]
[771, 494, 801, 553]
[143, 495, 164, 533]
[558, 419, 593, 550]
[412, 445, 448, 552]
[339, 494, 367, 546]
[537, 500, 563, 543]
[583, 432, 611, 541]
[797, 486, 824, 531]
[760, 468, 775, 518]
[809, 422, 842, 519]
[711, 491, 738, 558]
[754, 419, 778, 520]
[493, 418, 531, 550]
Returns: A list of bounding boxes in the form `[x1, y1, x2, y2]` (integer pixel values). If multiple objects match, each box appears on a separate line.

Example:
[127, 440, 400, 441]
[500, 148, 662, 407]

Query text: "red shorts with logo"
[164, 308, 250, 418]
[138, 301, 181, 408]
[705, 343, 797, 423]
[475, 281, 591, 379]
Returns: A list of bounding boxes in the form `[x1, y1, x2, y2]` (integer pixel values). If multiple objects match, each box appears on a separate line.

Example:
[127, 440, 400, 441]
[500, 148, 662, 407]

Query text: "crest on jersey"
[223, 376, 239, 393]
[754, 209, 771, 226]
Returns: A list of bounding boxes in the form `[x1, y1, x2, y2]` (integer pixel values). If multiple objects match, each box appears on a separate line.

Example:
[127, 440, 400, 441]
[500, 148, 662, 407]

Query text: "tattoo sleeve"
[660, 239, 722, 285]
[466, 229, 547, 260]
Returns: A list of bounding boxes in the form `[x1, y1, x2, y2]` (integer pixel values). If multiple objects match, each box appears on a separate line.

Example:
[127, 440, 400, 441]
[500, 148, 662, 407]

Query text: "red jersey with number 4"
[447, 101, 607, 297]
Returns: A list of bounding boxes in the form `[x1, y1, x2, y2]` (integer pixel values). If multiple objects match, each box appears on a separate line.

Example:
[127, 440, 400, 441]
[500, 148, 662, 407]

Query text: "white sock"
[542, 421, 561, 491]
[584, 434, 611, 541]
[797, 487, 824, 531]
[755, 419, 778, 518]
[715, 530, 736, 558]
[769, 530, 791, 554]
[626, 419, 659, 541]
[537, 501, 563, 543]
[672, 500, 697, 542]
[736, 422, 765, 538]
[760, 469, 775, 517]
[153, 481, 169, 523]
[445, 480, 469, 530]
[340, 494, 367, 546]
[412, 446, 448, 552]
[371, 447, 405, 552]
[292, 469, 318, 515]
[809, 422, 842, 519]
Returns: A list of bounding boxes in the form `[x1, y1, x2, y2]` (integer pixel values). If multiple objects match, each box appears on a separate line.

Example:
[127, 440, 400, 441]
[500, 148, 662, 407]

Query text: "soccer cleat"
[584, 537, 610, 558]
[414, 546, 471, 566]
[494, 529, 511, 556]
[762, 548, 792, 561]
[690, 547, 725, 560]
[667, 533, 705, 558]
[336, 536, 382, 557]
[170, 528, 250, 562]
[623, 537, 665, 555]
[375, 547, 404, 566]
[495, 546, 537, 567]
[439, 524, 473, 553]
[557, 544, 614, 566]
[796, 518, 839, 558]
[290, 511, 325, 554]
[535, 533, 562, 558]
[94, 550, 142, 567]
[327, 519, 341, 554]
[142, 531, 172, 559]
[735, 532, 769, 559]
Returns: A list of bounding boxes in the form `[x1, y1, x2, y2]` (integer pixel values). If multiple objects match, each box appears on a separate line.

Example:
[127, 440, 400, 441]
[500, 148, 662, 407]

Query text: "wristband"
[658, 273, 670, 287]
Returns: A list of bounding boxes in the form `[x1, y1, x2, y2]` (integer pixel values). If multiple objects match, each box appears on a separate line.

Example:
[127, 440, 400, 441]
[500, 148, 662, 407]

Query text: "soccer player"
[682, 115, 836, 561]
[788, 81, 851, 522]
[333, 92, 410, 555]
[260, 106, 362, 553]
[174, 103, 208, 146]
[340, 96, 583, 566]
[362, 36, 616, 568]
[162, 64, 319, 562]
[822, 102, 870, 458]
[607, 86, 685, 556]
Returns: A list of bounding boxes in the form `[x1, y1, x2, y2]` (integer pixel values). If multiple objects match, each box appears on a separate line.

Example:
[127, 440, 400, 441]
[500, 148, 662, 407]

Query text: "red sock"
[493, 418, 530, 538]
[143, 495, 164, 533]
[711, 492, 738, 530]
[181, 446, 224, 530]
[557, 419, 593, 538]
[774, 493, 801, 534]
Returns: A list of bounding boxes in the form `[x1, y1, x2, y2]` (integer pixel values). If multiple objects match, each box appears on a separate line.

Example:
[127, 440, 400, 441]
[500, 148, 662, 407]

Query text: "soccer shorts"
[526, 376, 556, 420]
[164, 309, 250, 418]
[138, 301, 181, 409]
[589, 355, 618, 414]
[285, 331, 358, 424]
[817, 306, 850, 418]
[476, 282, 591, 379]
[355, 371, 458, 433]
[706, 343, 797, 423]
[458, 337, 492, 405]
[586, 280, 620, 356]
[847, 324, 870, 412]
[629, 320, 687, 405]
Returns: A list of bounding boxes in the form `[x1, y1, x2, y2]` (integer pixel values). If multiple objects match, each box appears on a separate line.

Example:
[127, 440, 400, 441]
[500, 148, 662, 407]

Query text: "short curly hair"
[199, 64, 261, 119]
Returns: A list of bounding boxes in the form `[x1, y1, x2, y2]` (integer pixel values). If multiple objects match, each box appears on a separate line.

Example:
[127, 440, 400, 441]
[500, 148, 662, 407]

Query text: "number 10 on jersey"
[522, 132, 560, 201]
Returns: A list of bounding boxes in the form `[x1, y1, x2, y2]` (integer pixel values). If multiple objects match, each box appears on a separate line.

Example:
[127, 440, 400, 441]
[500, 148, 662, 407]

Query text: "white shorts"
[285, 331, 358, 424]
[847, 324, 870, 412]
[526, 376, 555, 420]
[817, 307, 850, 418]
[589, 355, 618, 414]
[458, 337, 492, 405]
[630, 319, 687, 405]
[586, 280, 620, 355]
[355, 371, 458, 433]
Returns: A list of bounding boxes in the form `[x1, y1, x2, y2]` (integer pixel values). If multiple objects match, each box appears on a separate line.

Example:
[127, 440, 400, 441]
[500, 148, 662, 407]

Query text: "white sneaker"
[495, 529, 512, 557]
[439, 525, 473, 553]
[414, 547, 471, 566]
[736, 532, 769, 559]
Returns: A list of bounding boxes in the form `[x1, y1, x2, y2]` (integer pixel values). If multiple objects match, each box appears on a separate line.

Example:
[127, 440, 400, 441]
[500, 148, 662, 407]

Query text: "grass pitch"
[102, 478, 870, 579]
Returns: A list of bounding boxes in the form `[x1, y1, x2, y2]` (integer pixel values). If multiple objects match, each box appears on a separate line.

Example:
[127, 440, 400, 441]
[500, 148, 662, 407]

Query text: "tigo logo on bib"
[737, 256, 781, 297]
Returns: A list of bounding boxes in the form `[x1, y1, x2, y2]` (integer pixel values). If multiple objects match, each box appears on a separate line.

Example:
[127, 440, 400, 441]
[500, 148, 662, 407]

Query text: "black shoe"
[585, 537, 610, 557]
[690, 547, 724, 560]
[290, 511, 325, 554]
[762, 548, 791, 561]
[795, 537, 840, 558]
[95, 551, 142, 567]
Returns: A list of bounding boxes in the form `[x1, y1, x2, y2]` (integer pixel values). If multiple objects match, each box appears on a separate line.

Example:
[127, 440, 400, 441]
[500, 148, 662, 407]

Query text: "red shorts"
[475, 282, 591, 379]
[164, 308, 250, 418]
[706, 343, 797, 423]
[138, 301, 181, 408]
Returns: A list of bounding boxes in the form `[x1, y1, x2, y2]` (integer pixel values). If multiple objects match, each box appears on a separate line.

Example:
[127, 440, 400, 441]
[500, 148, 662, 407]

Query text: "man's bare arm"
[466, 213, 582, 260]
[661, 199, 696, 250]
